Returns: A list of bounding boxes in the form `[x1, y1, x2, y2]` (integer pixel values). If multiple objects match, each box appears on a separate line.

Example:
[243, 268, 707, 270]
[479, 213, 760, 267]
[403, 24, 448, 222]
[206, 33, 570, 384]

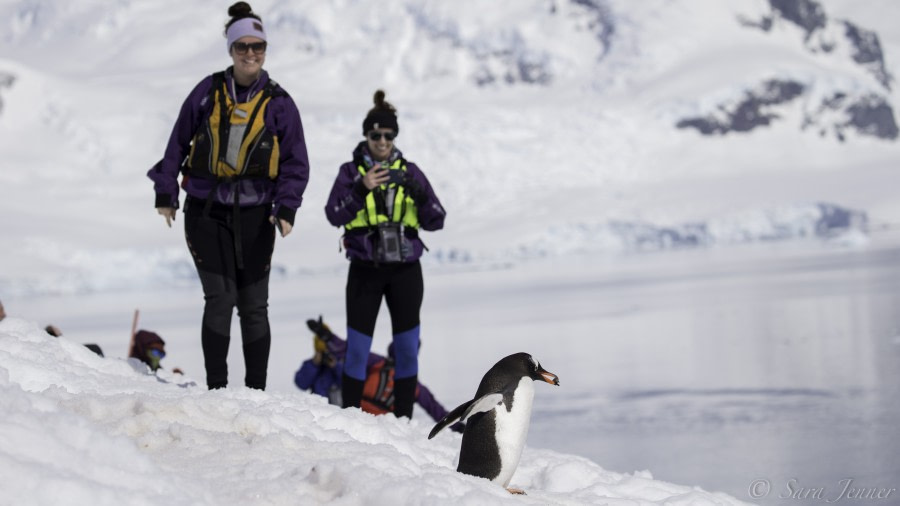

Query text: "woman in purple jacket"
[325, 90, 446, 418]
[147, 2, 310, 391]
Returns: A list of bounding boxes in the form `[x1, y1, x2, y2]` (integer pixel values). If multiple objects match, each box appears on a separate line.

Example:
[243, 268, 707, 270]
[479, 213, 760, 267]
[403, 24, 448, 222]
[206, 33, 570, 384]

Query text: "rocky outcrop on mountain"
[677, 80, 805, 135]
[745, 0, 892, 90]
[564, 0, 616, 60]
[842, 21, 892, 91]
[768, 0, 827, 41]
[803, 93, 899, 141]
[683, 0, 897, 141]
[0, 72, 15, 116]
[677, 79, 898, 141]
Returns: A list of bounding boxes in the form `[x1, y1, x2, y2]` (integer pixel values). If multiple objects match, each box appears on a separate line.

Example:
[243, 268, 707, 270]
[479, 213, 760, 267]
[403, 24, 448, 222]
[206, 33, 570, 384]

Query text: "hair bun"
[228, 2, 253, 18]
[372, 90, 396, 112]
[362, 90, 399, 135]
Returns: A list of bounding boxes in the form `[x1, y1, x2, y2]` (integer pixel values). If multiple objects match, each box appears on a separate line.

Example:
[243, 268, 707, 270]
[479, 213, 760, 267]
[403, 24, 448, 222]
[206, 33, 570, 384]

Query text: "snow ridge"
[0, 321, 749, 505]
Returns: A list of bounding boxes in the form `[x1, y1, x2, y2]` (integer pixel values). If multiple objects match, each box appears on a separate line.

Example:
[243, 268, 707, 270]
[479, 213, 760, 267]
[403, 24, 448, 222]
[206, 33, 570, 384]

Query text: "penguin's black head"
[502, 352, 560, 386]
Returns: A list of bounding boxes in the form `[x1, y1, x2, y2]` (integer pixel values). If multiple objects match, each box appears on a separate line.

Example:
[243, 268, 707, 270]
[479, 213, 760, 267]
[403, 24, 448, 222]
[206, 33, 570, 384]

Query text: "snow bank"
[0, 320, 747, 505]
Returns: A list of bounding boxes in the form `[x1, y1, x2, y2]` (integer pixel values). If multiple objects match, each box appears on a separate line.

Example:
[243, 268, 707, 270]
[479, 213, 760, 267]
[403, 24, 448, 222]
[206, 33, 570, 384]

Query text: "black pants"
[343, 260, 423, 416]
[346, 260, 423, 337]
[184, 197, 275, 390]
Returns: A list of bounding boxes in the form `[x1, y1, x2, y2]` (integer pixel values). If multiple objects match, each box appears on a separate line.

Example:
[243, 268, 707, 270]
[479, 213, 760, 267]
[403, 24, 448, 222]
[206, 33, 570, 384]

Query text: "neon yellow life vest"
[186, 72, 281, 180]
[345, 159, 420, 230]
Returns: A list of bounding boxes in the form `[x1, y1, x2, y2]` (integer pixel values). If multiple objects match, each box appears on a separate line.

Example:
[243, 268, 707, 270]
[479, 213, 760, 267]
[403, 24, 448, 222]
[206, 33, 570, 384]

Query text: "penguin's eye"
[528, 356, 539, 370]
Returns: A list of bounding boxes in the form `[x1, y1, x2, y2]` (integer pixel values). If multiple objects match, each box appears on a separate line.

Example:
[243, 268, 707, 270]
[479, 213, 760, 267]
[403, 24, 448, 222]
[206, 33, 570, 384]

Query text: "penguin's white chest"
[492, 377, 535, 487]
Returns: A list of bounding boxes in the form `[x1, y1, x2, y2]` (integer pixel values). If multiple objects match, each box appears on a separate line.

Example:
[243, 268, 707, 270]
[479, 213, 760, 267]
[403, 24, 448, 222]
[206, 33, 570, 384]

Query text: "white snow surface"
[0, 319, 745, 505]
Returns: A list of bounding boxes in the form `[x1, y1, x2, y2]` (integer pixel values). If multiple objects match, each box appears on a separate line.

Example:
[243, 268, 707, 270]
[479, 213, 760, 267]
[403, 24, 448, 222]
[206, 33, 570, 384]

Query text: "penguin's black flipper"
[429, 393, 506, 439]
[428, 399, 474, 439]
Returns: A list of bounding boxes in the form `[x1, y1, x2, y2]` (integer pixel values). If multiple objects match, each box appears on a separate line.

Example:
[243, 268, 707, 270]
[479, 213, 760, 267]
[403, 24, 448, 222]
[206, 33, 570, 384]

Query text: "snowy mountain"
[680, 0, 897, 141]
[1, 0, 898, 296]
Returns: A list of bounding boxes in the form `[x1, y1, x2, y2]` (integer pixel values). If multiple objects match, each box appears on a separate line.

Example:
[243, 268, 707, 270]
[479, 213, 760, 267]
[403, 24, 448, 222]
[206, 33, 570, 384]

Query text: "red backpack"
[361, 359, 394, 415]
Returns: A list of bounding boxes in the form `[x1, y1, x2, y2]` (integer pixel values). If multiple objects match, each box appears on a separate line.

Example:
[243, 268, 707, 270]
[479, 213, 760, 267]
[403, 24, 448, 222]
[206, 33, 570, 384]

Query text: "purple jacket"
[325, 142, 446, 262]
[147, 68, 310, 225]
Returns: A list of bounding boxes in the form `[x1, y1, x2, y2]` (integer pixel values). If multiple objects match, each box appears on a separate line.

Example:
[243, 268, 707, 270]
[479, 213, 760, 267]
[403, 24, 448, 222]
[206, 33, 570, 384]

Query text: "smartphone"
[387, 170, 404, 185]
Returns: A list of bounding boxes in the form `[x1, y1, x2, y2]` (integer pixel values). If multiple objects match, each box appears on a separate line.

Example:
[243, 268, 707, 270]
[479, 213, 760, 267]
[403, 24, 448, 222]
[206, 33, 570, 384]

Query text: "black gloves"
[402, 173, 426, 205]
[306, 315, 337, 341]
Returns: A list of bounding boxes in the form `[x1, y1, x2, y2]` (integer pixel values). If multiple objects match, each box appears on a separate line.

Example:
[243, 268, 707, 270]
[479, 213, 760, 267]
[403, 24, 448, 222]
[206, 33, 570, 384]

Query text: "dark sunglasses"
[368, 131, 396, 141]
[232, 41, 267, 54]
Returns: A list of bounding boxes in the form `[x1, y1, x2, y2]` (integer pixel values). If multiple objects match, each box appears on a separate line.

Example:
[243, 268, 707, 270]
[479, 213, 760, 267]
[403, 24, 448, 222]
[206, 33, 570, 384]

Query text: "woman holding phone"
[324, 90, 446, 418]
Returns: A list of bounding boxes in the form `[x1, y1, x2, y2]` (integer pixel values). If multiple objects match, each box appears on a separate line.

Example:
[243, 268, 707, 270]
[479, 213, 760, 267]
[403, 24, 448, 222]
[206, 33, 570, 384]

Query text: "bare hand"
[157, 207, 176, 227]
[362, 166, 390, 190]
[270, 216, 293, 237]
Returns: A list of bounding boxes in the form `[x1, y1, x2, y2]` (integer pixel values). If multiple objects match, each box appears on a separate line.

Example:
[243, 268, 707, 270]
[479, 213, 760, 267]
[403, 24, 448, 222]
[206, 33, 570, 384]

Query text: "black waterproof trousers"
[345, 260, 423, 337]
[184, 196, 275, 390]
[342, 260, 423, 417]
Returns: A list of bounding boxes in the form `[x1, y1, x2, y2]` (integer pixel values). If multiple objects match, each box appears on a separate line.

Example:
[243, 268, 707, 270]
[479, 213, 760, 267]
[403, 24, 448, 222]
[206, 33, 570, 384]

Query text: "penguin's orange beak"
[538, 367, 559, 386]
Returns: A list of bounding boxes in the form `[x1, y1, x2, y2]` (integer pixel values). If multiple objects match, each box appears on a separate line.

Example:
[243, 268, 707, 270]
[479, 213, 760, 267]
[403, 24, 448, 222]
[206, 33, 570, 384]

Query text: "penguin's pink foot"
[507, 488, 526, 495]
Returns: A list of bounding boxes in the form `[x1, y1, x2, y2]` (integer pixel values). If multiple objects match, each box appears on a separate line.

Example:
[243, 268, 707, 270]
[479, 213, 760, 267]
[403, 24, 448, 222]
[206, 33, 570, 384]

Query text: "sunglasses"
[232, 41, 267, 55]
[368, 131, 396, 141]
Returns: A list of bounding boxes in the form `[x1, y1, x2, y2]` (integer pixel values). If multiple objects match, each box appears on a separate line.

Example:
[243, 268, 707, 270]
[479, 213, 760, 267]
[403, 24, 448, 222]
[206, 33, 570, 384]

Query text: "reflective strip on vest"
[345, 160, 420, 230]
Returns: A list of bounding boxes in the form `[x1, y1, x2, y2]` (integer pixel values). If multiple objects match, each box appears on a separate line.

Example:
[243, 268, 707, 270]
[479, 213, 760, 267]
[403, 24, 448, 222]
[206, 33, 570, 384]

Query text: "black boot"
[342, 372, 365, 409]
[242, 335, 271, 391]
[393, 375, 418, 419]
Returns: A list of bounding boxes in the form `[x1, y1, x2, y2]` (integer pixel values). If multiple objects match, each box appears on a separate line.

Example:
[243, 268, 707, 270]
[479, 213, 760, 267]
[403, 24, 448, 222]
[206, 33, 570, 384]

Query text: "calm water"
[503, 241, 900, 504]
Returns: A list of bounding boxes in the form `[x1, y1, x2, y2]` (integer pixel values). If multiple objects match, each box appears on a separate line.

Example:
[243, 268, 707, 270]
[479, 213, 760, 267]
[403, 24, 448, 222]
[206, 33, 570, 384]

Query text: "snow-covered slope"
[0, 320, 748, 505]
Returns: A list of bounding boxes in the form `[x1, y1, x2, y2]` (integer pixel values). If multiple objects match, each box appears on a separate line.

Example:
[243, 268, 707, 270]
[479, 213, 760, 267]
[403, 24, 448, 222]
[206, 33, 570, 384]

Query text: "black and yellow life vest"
[345, 158, 420, 231]
[186, 71, 282, 180]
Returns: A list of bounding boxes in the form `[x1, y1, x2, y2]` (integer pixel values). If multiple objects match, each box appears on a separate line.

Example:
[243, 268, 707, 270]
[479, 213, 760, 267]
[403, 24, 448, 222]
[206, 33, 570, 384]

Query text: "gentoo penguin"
[428, 352, 559, 494]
